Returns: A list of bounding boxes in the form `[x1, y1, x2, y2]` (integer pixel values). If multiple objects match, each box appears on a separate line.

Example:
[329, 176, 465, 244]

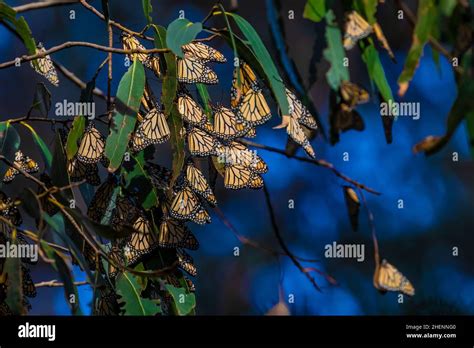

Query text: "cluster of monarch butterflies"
[0, 191, 37, 315]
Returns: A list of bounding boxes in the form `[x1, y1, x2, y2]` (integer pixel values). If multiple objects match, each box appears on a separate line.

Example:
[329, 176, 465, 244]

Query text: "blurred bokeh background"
[1, 0, 473, 315]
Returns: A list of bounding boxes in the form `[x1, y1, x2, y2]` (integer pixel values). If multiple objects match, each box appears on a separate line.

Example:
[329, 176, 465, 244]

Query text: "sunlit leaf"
[0, 3, 37, 56]
[20, 121, 52, 170]
[323, 10, 349, 91]
[116, 271, 161, 315]
[105, 60, 145, 172]
[166, 18, 202, 58]
[398, 0, 437, 96]
[303, 0, 326, 22]
[165, 284, 196, 316]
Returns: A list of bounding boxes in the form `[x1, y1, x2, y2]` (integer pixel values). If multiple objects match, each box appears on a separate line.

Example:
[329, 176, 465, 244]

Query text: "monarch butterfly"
[122, 32, 160, 77]
[285, 88, 318, 130]
[177, 89, 207, 126]
[122, 215, 159, 266]
[340, 81, 369, 109]
[111, 196, 139, 227]
[181, 42, 226, 63]
[343, 11, 373, 50]
[170, 185, 211, 225]
[3, 150, 39, 183]
[87, 176, 117, 223]
[185, 162, 217, 206]
[107, 245, 124, 280]
[217, 141, 268, 174]
[374, 259, 415, 296]
[67, 157, 101, 186]
[223, 164, 263, 190]
[21, 265, 36, 298]
[211, 104, 249, 140]
[95, 284, 122, 316]
[30, 43, 59, 86]
[146, 162, 172, 191]
[159, 214, 199, 250]
[330, 103, 365, 144]
[286, 116, 316, 158]
[0, 191, 22, 227]
[187, 127, 221, 156]
[237, 86, 271, 126]
[230, 60, 258, 108]
[177, 56, 218, 84]
[176, 248, 197, 277]
[77, 123, 105, 164]
[132, 108, 170, 152]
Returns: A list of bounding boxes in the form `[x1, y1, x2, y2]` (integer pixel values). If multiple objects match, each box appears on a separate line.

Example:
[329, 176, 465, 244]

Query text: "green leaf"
[52, 131, 73, 200]
[154, 25, 185, 186]
[196, 83, 212, 119]
[303, 0, 326, 22]
[122, 151, 159, 209]
[166, 18, 202, 58]
[0, 3, 37, 56]
[0, 121, 20, 179]
[165, 284, 196, 316]
[116, 272, 161, 315]
[398, 0, 437, 96]
[323, 10, 350, 91]
[20, 121, 52, 170]
[440, 0, 457, 17]
[142, 0, 153, 24]
[66, 79, 96, 160]
[227, 12, 289, 114]
[31, 83, 51, 117]
[4, 239, 26, 315]
[360, 40, 393, 102]
[40, 240, 82, 315]
[354, 0, 378, 24]
[105, 60, 146, 172]
[466, 111, 474, 159]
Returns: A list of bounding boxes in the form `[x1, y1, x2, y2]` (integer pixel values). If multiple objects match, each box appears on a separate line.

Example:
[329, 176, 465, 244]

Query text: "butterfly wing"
[187, 127, 220, 156]
[178, 92, 207, 126]
[177, 56, 218, 84]
[185, 162, 217, 205]
[182, 42, 226, 63]
[374, 259, 415, 296]
[77, 125, 105, 164]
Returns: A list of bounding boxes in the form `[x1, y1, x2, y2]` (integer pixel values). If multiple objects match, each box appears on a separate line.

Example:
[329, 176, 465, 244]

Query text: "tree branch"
[0, 41, 169, 69]
[34, 279, 89, 288]
[240, 139, 381, 195]
[14, 1, 80, 13]
[263, 185, 321, 292]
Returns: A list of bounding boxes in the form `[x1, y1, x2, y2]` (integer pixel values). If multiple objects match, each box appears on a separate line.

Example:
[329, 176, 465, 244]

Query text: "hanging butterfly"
[184, 161, 217, 206]
[3, 150, 39, 183]
[177, 88, 207, 126]
[181, 42, 227, 63]
[21, 265, 36, 298]
[67, 157, 101, 186]
[216, 141, 268, 174]
[146, 162, 172, 191]
[0, 191, 22, 227]
[30, 43, 59, 86]
[177, 55, 218, 84]
[169, 185, 211, 225]
[121, 32, 160, 77]
[285, 88, 319, 130]
[374, 259, 415, 296]
[121, 215, 159, 266]
[107, 245, 124, 280]
[343, 11, 373, 50]
[274, 115, 316, 158]
[176, 248, 197, 277]
[230, 60, 259, 108]
[340, 81, 370, 109]
[76, 123, 105, 164]
[94, 283, 122, 316]
[132, 108, 170, 152]
[159, 213, 199, 250]
[186, 127, 221, 157]
[329, 102, 365, 144]
[211, 104, 250, 140]
[223, 164, 264, 190]
[87, 176, 118, 223]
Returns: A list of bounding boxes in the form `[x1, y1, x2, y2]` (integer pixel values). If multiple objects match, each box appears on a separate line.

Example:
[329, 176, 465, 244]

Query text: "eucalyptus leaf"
[166, 18, 202, 58]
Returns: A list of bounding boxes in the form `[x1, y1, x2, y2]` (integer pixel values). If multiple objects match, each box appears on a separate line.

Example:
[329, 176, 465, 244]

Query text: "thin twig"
[34, 280, 89, 288]
[54, 61, 107, 100]
[358, 189, 380, 267]
[107, 23, 113, 119]
[79, 0, 154, 41]
[263, 185, 321, 292]
[14, 1, 80, 13]
[213, 206, 319, 263]
[0, 41, 169, 69]
[240, 139, 381, 195]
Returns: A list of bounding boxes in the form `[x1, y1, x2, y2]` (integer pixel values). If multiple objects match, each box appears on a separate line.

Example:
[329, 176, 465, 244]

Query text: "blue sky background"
[0, 0, 473, 315]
